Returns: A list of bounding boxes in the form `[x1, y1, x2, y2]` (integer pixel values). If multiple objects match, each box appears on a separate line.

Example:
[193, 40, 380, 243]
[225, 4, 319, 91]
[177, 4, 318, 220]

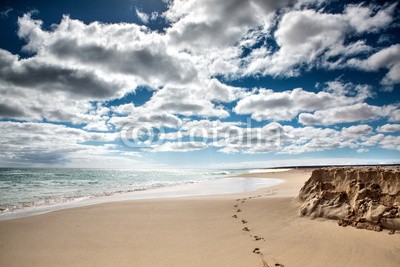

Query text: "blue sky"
[0, 0, 399, 168]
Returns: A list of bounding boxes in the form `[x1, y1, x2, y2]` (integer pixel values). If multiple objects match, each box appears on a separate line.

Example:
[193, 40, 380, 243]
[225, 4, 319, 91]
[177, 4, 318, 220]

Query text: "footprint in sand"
[232, 197, 283, 267]
[253, 236, 264, 241]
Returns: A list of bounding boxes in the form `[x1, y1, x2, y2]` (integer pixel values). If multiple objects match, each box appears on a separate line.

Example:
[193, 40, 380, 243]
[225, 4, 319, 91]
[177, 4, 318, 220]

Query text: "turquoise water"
[0, 168, 239, 212]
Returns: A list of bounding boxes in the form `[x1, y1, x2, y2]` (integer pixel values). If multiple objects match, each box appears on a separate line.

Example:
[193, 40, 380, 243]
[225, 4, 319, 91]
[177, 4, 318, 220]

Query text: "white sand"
[0, 168, 399, 267]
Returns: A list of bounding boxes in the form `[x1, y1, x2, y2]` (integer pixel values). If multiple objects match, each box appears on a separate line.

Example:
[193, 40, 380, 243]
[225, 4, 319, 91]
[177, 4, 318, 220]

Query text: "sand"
[1, 168, 399, 267]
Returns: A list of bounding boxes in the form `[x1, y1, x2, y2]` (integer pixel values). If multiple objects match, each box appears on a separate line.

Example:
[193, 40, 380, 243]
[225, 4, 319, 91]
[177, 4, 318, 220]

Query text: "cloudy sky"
[0, 0, 399, 168]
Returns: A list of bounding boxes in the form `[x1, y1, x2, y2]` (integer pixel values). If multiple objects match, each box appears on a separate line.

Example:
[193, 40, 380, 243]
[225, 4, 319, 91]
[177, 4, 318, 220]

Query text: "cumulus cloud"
[377, 124, 400, 133]
[4, 13, 250, 124]
[0, 121, 125, 166]
[203, 122, 396, 155]
[234, 83, 371, 121]
[110, 104, 183, 129]
[114, 85, 231, 122]
[139, 120, 375, 155]
[1, 13, 247, 127]
[0, 49, 125, 99]
[299, 103, 397, 125]
[275, 123, 397, 154]
[17, 14, 199, 88]
[379, 135, 400, 151]
[243, 3, 396, 77]
[348, 44, 400, 87]
[342, 124, 372, 136]
[357, 148, 369, 153]
[0, 1, 399, 166]
[344, 3, 396, 33]
[165, 0, 287, 52]
[0, 81, 113, 128]
[389, 109, 400, 122]
[145, 141, 207, 152]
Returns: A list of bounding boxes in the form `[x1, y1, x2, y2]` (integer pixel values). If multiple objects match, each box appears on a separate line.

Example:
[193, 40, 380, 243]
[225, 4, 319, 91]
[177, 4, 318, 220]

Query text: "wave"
[0, 176, 215, 214]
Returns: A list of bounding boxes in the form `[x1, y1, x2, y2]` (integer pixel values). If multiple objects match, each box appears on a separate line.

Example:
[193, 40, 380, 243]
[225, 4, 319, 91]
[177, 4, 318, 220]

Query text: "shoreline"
[0, 175, 283, 222]
[1, 168, 399, 266]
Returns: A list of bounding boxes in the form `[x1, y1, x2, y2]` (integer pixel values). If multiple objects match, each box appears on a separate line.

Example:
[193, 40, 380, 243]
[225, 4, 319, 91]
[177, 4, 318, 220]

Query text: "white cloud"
[17, 14, 199, 88]
[357, 148, 369, 153]
[1, 13, 248, 128]
[360, 133, 385, 147]
[138, 85, 233, 118]
[344, 3, 396, 33]
[165, 0, 286, 52]
[389, 109, 400, 122]
[212, 122, 381, 155]
[242, 3, 395, 77]
[341, 124, 372, 136]
[110, 105, 183, 130]
[150, 12, 159, 20]
[145, 119, 382, 155]
[299, 103, 397, 125]
[377, 124, 400, 133]
[0, 2, 399, 166]
[145, 141, 207, 152]
[83, 121, 111, 132]
[207, 78, 246, 102]
[0, 80, 114, 128]
[348, 44, 400, 86]
[234, 83, 371, 121]
[0, 121, 127, 166]
[379, 135, 400, 151]
[135, 7, 149, 23]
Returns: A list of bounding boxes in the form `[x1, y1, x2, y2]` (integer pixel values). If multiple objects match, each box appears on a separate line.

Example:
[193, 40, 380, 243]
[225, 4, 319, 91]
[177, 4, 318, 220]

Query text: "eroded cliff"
[299, 167, 400, 231]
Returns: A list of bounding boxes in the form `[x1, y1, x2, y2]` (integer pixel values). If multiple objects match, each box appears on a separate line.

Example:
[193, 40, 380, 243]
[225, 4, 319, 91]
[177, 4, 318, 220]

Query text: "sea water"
[0, 168, 282, 219]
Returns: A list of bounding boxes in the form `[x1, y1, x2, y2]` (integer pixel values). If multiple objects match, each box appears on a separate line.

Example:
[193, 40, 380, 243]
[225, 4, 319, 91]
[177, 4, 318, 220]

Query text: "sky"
[0, 0, 399, 169]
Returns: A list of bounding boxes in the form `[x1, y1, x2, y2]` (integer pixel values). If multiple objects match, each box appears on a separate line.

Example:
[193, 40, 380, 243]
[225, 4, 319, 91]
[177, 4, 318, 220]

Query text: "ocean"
[0, 168, 283, 220]
[0, 168, 242, 213]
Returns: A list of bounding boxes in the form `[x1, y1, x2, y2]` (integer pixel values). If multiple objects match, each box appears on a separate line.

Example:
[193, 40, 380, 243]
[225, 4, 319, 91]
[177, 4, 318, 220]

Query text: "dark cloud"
[14, 150, 68, 165]
[0, 51, 122, 99]
[48, 38, 198, 85]
[0, 103, 25, 117]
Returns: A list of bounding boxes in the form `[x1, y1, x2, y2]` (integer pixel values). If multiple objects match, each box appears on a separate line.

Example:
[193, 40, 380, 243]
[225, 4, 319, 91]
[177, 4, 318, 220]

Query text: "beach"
[1, 169, 399, 267]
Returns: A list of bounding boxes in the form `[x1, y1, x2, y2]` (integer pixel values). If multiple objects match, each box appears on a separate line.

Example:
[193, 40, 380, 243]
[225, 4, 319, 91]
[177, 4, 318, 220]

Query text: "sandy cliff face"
[299, 167, 400, 231]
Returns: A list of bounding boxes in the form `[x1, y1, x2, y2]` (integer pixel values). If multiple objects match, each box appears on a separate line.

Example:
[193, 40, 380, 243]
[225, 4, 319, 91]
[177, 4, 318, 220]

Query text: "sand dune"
[0, 168, 399, 267]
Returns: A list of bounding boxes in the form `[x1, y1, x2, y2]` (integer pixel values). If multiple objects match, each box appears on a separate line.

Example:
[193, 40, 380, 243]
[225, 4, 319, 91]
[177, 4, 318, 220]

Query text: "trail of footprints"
[232, 189, 284, 267]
